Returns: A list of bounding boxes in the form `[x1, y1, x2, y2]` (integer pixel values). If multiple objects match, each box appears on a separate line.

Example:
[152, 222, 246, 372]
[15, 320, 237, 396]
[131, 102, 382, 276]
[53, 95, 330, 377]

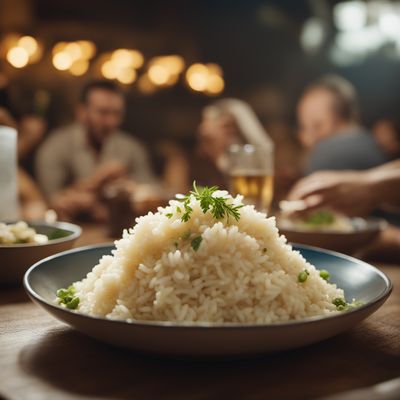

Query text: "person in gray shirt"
[297, 75, 390, 175]
[35, 80, 157, 221]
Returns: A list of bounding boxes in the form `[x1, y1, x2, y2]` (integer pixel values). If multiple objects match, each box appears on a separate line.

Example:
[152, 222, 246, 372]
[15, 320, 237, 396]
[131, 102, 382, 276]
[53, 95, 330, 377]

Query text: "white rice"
[73, 192, 344, 324]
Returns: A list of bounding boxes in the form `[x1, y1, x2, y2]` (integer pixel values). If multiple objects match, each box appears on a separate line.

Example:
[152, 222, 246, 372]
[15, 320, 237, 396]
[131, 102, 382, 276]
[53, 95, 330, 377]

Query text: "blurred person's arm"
[18, 168, 47, 220]
[287, 159, 400, 216]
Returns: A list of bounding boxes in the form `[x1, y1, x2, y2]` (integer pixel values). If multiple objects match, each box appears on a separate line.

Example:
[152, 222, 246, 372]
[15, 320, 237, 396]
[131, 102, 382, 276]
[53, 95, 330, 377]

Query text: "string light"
[53, 52, 73, 70]
[6, 47, 29, 68]
[17, 36, 38, 56]
[69, 59, 89, 76]
[185, 62, 225, 95]
[51, 40, 96, 75]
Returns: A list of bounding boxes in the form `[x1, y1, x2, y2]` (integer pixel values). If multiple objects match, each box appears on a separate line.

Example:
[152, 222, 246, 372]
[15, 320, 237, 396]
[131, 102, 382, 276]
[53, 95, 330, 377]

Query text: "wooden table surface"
[1, 224, 399, 400]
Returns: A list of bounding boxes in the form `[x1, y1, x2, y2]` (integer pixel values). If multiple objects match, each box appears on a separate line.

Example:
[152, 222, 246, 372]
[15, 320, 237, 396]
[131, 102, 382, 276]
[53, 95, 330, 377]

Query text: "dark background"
[1, 0, 400, 145]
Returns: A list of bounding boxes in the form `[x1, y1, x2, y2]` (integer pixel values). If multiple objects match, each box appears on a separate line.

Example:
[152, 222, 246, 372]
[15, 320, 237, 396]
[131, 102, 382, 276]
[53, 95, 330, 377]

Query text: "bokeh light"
[77, 40, 96, 59]
[186, 63, 210, 91]
[116, 67, 137, 84]
[185, 63, 225, 95]
[101, 60, 117, 79]
[206, 74, 225, 95]
[64, 42, 82, 61]
[334, 1, 367, 32]
[53, 52, 73, 70]
[69, 59, 89, 76]
[148, 64, 170, 85]
[6, 47, 29, 68]
[18, 36, 38, 56]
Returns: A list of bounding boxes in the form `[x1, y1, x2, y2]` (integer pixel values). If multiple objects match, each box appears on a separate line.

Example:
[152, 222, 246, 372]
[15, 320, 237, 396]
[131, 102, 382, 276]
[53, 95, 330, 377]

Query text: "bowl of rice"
[277, 210, 386, 255]
[24, 185, 391, 356]
[0, 221, 81, 285]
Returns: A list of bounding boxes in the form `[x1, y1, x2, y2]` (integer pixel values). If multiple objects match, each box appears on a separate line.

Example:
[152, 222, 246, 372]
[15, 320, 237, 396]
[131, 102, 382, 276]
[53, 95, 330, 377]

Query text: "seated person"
[189, 98, 273, 189]
[35, 80, 157, 221]
[297, 75, 390, 174]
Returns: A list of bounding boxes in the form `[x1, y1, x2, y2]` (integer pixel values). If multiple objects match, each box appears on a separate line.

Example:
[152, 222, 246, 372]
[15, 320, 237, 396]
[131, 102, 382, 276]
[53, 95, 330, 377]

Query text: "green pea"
[319, 269, 330, 281]
[66, 297, 80, 310]
[298, 270, 309, 283]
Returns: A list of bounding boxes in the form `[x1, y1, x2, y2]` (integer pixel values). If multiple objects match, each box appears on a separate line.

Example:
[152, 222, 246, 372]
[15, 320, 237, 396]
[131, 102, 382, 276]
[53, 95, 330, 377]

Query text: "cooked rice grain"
[73, 194, 344, 323]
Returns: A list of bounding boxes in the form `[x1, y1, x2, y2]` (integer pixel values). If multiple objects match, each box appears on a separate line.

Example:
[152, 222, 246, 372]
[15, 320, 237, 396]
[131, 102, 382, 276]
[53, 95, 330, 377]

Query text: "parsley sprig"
[179, 182, 243, 222]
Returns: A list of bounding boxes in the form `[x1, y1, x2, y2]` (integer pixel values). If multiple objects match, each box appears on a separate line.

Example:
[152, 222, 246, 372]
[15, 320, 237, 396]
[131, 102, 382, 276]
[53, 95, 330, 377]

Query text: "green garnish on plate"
[304, 210, 335, 226]
[57, 285, 80, 310]
[179, 182, 243, 223]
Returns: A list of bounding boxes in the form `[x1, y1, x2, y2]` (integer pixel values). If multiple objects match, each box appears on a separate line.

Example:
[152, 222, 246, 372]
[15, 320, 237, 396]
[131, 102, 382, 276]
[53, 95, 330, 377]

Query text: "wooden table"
[1, 224, 399, 400]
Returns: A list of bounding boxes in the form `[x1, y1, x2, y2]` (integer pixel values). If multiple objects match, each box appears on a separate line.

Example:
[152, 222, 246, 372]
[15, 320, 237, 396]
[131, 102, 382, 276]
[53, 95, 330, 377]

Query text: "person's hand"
[78, 161, 127, 192]
[286, 170, 380, 217]
[51, 189, 96, 221]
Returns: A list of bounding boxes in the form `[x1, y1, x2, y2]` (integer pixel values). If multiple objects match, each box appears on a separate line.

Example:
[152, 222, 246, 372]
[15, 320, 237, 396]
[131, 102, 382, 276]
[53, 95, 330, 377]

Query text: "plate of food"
[0, 220, 81, 285]
[277, 208, 386, 254]
[24, 184, 391, 356]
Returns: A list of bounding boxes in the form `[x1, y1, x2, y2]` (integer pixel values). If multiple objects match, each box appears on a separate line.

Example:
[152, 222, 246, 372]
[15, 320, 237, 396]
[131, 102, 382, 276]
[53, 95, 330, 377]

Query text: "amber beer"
[230, 172, 274, 212]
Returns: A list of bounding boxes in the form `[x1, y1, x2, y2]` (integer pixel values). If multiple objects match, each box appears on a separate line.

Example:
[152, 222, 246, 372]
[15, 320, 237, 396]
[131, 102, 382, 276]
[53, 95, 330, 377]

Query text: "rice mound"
[73, 191, 344, 324]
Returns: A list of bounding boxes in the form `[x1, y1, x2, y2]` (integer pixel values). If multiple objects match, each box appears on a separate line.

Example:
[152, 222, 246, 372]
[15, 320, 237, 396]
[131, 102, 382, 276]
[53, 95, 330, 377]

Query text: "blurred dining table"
[0, 223, 399, 400]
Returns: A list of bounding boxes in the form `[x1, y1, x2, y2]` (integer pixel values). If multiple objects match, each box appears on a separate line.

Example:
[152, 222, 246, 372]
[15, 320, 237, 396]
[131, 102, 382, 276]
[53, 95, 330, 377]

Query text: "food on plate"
[0, 221, 48, 245]
[279, 209, 354, 233]
[57, 183, 356, 324]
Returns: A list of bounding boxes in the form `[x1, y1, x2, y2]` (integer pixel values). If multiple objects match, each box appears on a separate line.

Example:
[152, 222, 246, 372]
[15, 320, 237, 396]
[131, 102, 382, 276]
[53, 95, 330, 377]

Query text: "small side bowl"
[278, 217, 386, 255]
[0, 221, 81, 285]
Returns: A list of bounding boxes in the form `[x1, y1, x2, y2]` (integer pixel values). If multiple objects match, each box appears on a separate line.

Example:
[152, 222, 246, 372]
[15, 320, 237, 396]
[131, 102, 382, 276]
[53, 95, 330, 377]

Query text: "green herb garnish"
[179, 182, 243, 222]
[298, 270, 310, 283]
[191, 235, 203, 251]
[333, 298, 363, 311]
[57, 285, 80, 310]
[165, 213, 173, 219]
[319, 269, 330, 281]
[47, 228, 71, 240]
[304, 210, 335, 226]
[332, 297, 347, 310]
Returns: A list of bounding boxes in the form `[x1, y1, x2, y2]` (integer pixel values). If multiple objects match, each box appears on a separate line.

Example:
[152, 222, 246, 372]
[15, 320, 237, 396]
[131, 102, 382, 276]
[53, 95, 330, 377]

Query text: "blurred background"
[2, 0, 400, 145]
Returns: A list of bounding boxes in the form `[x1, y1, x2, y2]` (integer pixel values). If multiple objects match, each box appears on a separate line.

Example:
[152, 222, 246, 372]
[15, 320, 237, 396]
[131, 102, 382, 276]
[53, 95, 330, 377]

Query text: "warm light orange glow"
[112, 49, 144, 69]
[185, 62, 224, 94]
[206, 74, 225, 95]
[186, 63, 209, 91]
[101, 60, 117, 79]
[6, 47, 29, 68]
[53, 52, 73, 70]
[52, 42, 67, 55]
[77, 40, 96, 59]
[206, 63, 223, 76]
[2, 34, 20, 51]
[64, 42, 82, 61]
[148, 64, 170, 85]
[150, 55, 185, 75]
[116, 67, 137, 84]
[70, 59, 89, 76]
[18, 36, 38, 56]
[164, 55, 185, 74]
[138, 74, 157, 94]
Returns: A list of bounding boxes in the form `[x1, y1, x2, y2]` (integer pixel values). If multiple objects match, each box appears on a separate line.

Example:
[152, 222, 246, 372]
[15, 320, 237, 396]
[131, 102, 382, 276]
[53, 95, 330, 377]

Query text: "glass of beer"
[227, 143, 274, 212]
